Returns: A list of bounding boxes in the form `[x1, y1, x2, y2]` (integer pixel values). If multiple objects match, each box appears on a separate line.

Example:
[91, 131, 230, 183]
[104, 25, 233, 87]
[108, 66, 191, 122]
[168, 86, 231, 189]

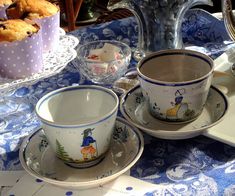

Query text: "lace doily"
[0, 30, 79, 94]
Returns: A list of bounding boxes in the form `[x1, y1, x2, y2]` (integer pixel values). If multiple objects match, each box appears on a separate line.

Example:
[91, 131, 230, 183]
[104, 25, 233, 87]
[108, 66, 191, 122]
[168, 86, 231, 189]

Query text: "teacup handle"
[213, 70, 231, 78]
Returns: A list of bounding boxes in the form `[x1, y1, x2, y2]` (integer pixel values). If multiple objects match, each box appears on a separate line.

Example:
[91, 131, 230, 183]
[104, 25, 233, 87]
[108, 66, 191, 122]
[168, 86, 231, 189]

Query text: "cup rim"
[35, 85, 119, 128]
[76, 40, 132, 63]
[137, 49, 214, 85]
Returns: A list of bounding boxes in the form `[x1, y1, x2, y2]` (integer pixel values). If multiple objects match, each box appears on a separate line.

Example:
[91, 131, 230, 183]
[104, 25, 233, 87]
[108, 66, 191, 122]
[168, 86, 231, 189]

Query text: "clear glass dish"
[74, 40, 131, 85]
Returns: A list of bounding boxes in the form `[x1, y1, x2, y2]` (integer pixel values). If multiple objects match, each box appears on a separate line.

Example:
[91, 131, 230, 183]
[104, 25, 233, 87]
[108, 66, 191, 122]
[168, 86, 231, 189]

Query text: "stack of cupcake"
[0, 0, 60, 79]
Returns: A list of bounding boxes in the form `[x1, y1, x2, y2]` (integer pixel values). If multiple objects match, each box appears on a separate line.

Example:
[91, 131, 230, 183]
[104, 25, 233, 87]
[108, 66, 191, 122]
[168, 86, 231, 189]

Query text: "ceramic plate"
[19, 117, 144, 189]
[120, 85, 229, 140]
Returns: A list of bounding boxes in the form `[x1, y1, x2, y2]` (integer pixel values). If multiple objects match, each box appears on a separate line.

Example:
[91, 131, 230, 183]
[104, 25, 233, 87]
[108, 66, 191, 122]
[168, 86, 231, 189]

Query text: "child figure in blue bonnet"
[80, 128, 97, 160]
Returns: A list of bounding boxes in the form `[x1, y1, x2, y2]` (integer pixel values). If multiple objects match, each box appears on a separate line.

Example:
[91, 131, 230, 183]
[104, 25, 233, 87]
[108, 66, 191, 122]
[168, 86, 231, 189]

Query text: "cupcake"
[0, 0, 13, 19]
[0, 0, 12, 6]
[0, 19, 43, 79]
[6, 0, 60, 51]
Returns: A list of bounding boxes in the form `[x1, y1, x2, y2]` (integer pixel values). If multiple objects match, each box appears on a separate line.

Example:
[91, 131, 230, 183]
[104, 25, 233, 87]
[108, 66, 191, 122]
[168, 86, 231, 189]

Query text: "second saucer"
[120, 85, 229, 140]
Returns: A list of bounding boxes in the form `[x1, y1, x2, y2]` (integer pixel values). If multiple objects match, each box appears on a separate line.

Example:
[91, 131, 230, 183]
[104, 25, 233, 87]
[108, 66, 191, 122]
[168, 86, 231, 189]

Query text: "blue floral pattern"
[182, 10, 229, 45]
[131, 135, 235, 195]
[0, 9, 235, 195]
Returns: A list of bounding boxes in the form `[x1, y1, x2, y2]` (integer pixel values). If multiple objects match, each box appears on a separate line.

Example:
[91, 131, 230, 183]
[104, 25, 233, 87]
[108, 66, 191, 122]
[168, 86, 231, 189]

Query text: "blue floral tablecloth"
[1, 9, 235, 195]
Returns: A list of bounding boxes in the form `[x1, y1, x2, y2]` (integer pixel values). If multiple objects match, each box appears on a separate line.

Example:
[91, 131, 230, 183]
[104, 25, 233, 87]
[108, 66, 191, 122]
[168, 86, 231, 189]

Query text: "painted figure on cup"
[166, 89, 187, 120]
[81, 128, 97, 160]
[166, 89, 195, 121]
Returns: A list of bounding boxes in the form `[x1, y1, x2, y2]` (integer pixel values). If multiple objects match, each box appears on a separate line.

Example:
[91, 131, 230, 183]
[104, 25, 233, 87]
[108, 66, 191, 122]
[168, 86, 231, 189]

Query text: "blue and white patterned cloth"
[0, 9, 235, 195]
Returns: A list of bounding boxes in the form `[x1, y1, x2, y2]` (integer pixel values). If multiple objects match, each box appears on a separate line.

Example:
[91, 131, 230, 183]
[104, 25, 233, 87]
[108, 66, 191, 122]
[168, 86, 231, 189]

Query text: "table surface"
[1, 9, 235, 195]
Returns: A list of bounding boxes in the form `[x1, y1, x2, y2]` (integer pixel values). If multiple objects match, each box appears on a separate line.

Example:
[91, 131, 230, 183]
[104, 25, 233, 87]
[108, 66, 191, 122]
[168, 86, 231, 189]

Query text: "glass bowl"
[76, 40, 132, 85]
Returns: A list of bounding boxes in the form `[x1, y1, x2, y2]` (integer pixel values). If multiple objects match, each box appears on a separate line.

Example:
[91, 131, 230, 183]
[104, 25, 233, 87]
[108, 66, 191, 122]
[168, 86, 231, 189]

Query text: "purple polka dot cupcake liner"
[0, 5, 9, 19]
[34, 12, 60, 52]
[0, 28, 43, 79]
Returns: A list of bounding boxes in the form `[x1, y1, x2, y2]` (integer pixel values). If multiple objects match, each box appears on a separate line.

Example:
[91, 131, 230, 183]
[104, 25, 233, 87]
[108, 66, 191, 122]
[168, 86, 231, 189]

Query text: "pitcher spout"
[107, 0, 147, 60]
[222, 0, 235, 41]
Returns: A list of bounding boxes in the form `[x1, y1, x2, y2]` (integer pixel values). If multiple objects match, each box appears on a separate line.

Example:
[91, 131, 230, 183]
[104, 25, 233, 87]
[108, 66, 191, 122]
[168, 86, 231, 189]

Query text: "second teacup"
[137, 49, 214, 123]
[35, 85, 119, 168]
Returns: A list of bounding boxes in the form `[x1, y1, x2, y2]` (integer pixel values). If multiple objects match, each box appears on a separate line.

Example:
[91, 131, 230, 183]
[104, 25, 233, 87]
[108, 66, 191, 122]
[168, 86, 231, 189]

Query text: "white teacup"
[137, 49, 214, 123]
[36, 85, 119, 168]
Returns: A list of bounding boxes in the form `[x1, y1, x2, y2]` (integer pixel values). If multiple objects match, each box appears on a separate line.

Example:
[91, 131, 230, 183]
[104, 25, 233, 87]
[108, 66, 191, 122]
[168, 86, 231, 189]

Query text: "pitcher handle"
[222, 0, 235, 41]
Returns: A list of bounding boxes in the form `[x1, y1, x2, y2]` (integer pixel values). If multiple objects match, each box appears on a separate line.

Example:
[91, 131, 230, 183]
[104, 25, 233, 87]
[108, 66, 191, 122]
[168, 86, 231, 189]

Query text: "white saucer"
[120, 85, 229, 140]
[19, 117, 144, 189]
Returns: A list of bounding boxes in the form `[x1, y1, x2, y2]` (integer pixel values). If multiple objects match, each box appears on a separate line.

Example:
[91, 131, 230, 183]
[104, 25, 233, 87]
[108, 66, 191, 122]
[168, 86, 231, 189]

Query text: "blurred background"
[59, 0, 228, 31]
[79, 0, 223, 23]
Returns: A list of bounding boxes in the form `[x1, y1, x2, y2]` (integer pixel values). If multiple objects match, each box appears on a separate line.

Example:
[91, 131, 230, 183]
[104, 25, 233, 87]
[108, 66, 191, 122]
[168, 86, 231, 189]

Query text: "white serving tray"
[204, 46, 235, 146]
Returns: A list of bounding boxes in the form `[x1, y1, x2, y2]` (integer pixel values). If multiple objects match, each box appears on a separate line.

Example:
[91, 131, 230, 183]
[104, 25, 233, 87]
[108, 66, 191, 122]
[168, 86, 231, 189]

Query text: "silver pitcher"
[108, 0, 235, 60]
